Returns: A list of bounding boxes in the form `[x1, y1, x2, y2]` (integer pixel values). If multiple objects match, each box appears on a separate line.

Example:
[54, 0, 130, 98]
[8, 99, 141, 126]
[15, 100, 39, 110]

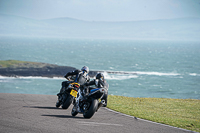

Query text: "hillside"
[0, 13, 200, 41]
[0, 60, 97, 77]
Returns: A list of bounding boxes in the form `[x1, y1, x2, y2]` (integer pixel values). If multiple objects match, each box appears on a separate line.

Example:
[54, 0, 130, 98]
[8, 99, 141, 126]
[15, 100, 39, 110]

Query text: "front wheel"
[62, 95, 73, 109]
[83, 99, 98, 119]
[56, 100, 61, 108]
[71, 105, 78, 116]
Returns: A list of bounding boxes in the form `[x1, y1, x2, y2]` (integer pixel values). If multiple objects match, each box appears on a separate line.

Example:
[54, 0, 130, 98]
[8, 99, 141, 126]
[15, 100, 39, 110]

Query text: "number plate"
[70, 89, 77, 97]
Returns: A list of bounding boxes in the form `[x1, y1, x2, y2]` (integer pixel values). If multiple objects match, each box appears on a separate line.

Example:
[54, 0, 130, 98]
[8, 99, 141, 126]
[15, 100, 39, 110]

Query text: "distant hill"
[0, 13, 200, 41]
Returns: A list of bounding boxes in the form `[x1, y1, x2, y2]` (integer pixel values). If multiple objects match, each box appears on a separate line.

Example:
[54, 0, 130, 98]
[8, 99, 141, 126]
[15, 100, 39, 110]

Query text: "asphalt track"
[0, 93, 195, 133]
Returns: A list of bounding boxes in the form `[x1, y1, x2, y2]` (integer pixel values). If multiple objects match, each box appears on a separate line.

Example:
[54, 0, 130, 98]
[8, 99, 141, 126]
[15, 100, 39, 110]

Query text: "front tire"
[56, 100, 61, 108]
[62, 95, 73, 109]
[71, 105, 78, 116]
[83, 99, 98, 119]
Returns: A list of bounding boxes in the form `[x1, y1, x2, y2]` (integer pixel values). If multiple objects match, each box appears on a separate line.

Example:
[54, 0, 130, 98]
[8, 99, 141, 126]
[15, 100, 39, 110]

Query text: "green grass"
[0, 60, 31, 68]
[0, 60, 47, 68]
[107, 95, 200, 132]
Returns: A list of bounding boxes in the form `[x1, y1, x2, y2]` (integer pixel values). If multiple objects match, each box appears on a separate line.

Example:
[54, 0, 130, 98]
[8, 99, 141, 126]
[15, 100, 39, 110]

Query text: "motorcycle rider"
[56, 66, 90, 106]
[76, 73, 109, 110]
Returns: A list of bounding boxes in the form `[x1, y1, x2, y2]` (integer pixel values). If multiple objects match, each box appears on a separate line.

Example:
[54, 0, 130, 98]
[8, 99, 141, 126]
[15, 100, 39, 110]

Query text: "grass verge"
[0, 60, 34, 68]
[107, 95, 200, 132]
[0, 60, 50, 68]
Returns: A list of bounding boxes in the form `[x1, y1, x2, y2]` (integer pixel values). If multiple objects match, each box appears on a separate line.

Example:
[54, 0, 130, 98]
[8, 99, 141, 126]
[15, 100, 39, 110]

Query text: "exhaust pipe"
[101, 100, 105, 105]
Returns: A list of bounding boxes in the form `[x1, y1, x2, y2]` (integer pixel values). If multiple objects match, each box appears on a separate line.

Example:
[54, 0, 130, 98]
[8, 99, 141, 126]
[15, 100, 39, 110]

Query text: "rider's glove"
[64, 74, 68, 79]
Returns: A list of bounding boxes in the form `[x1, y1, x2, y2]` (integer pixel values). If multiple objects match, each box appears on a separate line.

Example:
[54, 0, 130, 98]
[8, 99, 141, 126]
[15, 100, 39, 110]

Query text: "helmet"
[81, 66, 89, 73]
[96, 73, 104, 81]
[95, 73, 104, 87]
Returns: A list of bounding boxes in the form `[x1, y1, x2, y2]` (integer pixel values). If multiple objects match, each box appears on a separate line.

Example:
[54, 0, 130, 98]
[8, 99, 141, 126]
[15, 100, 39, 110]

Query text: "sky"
[0, 0, 200, 21]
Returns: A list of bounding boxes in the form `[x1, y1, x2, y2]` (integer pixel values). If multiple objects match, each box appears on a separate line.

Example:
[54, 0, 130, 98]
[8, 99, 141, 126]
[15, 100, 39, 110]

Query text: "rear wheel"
[62, 95, 73, 109]
[83, 99, 98, 119]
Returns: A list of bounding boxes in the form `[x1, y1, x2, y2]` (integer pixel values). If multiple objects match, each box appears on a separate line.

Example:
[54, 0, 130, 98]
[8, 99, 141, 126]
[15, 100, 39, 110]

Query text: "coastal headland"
[0, 60, 137, 77]
[0, 60, 98, 77]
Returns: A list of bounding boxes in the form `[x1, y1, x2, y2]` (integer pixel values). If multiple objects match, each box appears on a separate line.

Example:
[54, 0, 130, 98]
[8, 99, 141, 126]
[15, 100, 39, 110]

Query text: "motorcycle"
[56, 77, 80, 109]
[71, 87, 106, 119]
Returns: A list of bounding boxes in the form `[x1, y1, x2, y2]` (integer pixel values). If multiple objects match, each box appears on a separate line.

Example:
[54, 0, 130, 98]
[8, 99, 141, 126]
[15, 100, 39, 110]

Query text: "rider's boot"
[76, 90, 83, 112]
[76, 102, 81, 112]
[56, 87, 65, 108]
[56, 95, 62, 107]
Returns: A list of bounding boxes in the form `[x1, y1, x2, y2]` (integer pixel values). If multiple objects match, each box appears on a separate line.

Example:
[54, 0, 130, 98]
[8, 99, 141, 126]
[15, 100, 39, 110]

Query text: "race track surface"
[0, 93, 194, 133]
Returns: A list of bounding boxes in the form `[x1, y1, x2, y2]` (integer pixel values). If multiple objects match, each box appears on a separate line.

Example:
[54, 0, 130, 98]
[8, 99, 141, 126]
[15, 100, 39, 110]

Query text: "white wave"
[189, 73, 200, 76]
[0, 75, 65, 80]
[102, 72, 138, 80]
[0, 76, 17, 79]
[93, 70, 181, 81]
[134, 71, 180, 76]
[101, 70, 180, 76]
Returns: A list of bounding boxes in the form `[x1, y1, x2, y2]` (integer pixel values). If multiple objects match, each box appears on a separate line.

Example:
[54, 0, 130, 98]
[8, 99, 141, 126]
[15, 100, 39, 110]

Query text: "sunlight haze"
[0, 0, 200, 21]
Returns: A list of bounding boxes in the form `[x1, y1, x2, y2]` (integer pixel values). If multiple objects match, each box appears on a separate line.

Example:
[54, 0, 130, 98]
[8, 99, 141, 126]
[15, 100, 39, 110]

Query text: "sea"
[0, 37, 200, 99]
